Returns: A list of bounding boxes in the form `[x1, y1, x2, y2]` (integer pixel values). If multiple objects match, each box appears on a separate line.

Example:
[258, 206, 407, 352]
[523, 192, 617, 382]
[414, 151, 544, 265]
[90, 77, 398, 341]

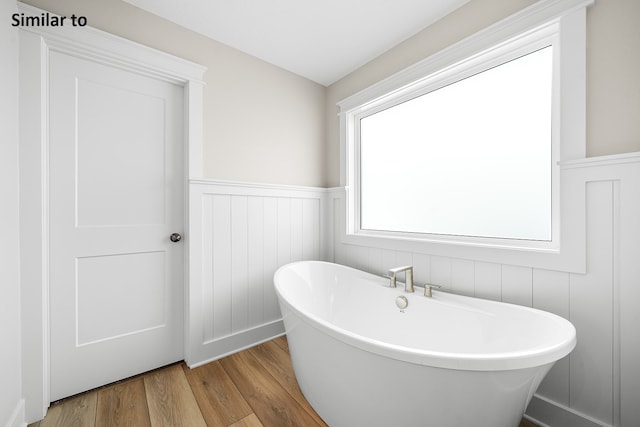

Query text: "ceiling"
[123, 0, 471, 86]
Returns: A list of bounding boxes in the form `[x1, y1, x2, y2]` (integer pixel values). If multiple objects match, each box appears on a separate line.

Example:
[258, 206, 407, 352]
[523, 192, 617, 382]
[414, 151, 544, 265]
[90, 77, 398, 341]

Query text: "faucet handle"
[382, 274, 397, 288]
[423, 283, 441, 297]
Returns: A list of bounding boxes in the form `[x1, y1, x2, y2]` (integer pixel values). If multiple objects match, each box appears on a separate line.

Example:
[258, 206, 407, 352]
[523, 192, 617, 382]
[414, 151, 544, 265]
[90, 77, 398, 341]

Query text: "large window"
[338, 1, 589, 267]
[359, 46, 553, 241]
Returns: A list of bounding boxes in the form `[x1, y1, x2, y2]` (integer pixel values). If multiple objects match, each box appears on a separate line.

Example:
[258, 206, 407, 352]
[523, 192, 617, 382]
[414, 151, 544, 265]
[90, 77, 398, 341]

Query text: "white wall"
[0, 0, 24, 425]
[187, 180, 327, 365]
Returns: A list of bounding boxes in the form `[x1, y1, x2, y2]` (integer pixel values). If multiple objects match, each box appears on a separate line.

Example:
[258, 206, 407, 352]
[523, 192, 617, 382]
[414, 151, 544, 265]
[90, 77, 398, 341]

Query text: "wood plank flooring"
[30, 336, 538, 427]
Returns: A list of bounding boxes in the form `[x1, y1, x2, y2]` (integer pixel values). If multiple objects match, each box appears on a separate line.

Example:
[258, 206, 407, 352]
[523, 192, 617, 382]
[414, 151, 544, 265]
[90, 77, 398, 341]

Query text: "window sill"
[333, 177, 585, 274]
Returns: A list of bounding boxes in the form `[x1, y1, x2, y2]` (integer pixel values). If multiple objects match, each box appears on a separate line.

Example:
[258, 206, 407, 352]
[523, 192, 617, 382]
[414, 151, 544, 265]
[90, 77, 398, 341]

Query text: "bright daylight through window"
[359, 46, 553, 241]
[339, 1, 588, 270]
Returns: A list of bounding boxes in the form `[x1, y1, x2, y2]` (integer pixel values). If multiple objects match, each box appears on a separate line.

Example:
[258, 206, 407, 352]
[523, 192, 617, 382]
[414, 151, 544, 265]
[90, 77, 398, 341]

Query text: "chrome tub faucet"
[387, 265, 414, 293]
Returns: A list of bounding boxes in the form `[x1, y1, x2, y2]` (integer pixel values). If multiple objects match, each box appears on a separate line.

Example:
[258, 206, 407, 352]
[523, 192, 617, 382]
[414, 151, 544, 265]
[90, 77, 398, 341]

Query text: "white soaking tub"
[274, 261, 576, 427]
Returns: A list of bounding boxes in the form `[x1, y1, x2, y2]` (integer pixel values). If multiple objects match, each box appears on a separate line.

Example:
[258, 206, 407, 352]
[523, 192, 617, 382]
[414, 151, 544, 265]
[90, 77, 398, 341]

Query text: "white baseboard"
[186, 320, 285, 368]
[5, 399, 26, 427]
[526, 394, 610, 427]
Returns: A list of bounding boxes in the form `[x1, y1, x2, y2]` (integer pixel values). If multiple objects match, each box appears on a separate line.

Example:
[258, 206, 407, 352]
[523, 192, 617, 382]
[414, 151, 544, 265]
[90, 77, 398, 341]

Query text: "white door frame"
[18, 2, 206, 422]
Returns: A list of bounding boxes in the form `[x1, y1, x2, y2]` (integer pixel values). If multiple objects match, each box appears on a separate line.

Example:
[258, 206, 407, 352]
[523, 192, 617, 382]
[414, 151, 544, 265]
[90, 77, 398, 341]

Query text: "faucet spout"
[387, 265, 414, 293]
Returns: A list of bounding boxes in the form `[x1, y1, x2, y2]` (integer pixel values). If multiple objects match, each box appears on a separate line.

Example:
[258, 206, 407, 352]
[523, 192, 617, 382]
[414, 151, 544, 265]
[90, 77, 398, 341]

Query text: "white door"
[48, 50, 184, 401]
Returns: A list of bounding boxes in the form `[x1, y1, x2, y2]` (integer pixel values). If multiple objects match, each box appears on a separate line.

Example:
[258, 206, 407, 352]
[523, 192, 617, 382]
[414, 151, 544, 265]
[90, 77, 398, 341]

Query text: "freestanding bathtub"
[274, 261, 576, 427]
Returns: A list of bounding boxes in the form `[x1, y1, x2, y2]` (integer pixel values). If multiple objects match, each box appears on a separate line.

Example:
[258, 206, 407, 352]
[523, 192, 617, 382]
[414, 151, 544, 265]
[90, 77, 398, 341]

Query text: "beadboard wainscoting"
[185, 153, 639, 427]
[187, 180, 330, 367]
[328, 153, 640, 427]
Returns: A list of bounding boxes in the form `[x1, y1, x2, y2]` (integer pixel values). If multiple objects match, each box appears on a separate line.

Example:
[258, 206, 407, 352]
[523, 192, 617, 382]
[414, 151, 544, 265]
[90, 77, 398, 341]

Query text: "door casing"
[18, 2, 206, 421]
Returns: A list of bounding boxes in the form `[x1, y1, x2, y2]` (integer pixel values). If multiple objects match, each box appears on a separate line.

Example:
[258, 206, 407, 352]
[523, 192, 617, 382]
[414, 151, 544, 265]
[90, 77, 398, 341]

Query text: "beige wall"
[20, 0, 640, 188]
[22, 0, 327, 187]
[587, 0, 640, 157]
[325, 0, 640, 186]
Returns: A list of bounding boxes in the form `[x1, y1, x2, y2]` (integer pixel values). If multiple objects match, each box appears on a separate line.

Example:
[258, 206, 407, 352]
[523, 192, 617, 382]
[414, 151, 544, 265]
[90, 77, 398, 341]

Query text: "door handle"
[169, 233, 182, 242]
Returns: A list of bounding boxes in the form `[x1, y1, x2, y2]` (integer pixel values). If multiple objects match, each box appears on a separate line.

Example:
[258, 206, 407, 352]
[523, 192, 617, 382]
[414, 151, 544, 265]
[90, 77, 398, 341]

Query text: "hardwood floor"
[30, 336, 538, 427]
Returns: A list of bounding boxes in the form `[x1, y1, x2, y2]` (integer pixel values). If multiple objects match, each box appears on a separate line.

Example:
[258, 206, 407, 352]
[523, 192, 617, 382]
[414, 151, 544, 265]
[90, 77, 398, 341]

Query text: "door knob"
[169, 233, 182, 242]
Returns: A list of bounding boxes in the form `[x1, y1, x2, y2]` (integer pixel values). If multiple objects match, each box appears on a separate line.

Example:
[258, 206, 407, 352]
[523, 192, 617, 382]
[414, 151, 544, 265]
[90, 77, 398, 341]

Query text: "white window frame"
[337, 0, 592, 272]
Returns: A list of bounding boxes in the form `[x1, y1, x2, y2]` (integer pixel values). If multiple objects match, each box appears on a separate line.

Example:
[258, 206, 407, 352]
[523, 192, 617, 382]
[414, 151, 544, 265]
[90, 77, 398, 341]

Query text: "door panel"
[76, 251, 166, 346]
[76, 78, 166, 228]
[49, 50, 184, 401]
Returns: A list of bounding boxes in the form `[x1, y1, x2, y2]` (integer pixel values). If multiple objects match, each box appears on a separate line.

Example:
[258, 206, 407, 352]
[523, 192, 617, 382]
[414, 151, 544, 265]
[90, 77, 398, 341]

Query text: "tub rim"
[274, 260, 577, 371]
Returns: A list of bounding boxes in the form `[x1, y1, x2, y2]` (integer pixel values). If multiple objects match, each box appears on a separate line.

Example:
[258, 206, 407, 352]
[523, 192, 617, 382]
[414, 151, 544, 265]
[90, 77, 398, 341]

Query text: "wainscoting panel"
[569, 180, 614, 424]
[187, 180, 327, 366]
[328, 153, 640, 427]
[185, 155, 638, 426]
[532, 268, 570, 407]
